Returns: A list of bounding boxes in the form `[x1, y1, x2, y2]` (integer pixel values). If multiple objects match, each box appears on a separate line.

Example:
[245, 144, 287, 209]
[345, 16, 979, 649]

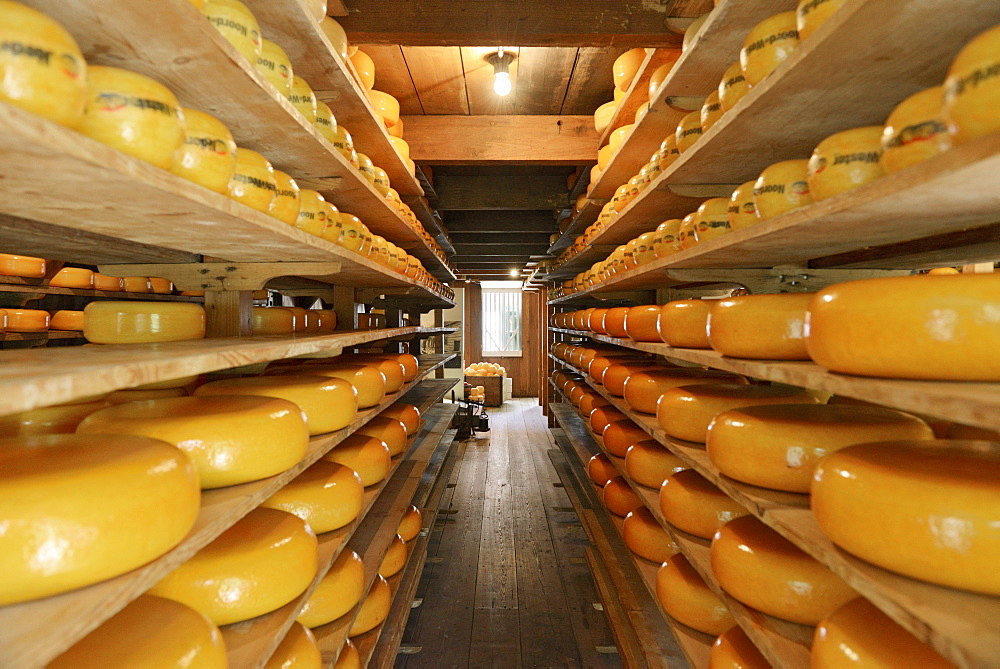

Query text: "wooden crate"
[468, 375, 504, 407]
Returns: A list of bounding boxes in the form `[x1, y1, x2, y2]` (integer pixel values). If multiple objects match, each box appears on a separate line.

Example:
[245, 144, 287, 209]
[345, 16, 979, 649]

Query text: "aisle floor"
[397, 399, 622, 669]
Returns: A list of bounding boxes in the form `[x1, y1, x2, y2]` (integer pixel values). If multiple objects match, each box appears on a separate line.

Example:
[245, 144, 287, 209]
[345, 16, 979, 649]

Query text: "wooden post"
[332, 285, 357, 330]
[204, 290, 252, 337]
[433, 308, 445, 379]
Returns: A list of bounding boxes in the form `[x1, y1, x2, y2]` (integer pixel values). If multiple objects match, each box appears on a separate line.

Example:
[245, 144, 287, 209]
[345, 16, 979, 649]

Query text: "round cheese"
[313, 309, 338, 332]
[624, 305, 662, 342]
[379, 534, 407, 578]
[295, 189, 331, 236]
[603, 419, 650, 457]
[83, 301, 205, 344]
[320, 17, 349, 59]
[589, 406, 627, 436]
[700, 90, 724, 133]
[378, 403, 420, 435]
[625, 440, 688, 488]
[623, 506, 678, 563]
[93, 273, 124, 291]
[623, 368, 745, 414]
[288, 75, 317, 123]
[105, 387, 188, 404]
[603, 308, 631, 338]
[357, 416, 408, 456]
[588, 453, 618, 487]
[718, 61, 750, 112]
[594, 100, 617, 135]
[78, 396, 310, 489]
[315, 99, 337, 143]
[740, 12, 800, 87]
[346, 357, 404, 393]
[271, 170, 302, 225]
[298, 549, 364, 627]
[335, 640, 361, 669]
[796, 0, 847, 41]
[728, 180, 759, 229]
[613, 48, 646, 91]
[711, 515, 856, 625]
[591, 356, 652, 386]
[708, 404, 933, 492]
[602, 362, 663, 396]
[278, 363, 386, 408]
[350, 50, 375, 90]
[711, 625, 769, 669]
[603, 476, 643, 517]
[880, 86, 950, 174]
[195, 375, 358, 435]
[805, 273, 1000, 380]
[754, 159, 813, 220]
[324, 434, 391, 486]
[49, 595, 226, 669]
[943, 24, 1000, 145]
[660, 469, 748, 539]
[170, 107, 238, 193]
[256, 38, 293, 94]
[813, 440, 1000, 595]
[708, 293, 814, 360]
[122, 276, 152, 293]
[675, 111, 703, 153]
[349, 574, 391, 637]
[228, 147, 277, 214]
[252, 306, 297, 334]
[648, 57, 679, 98]
[658, 300, 712, 348]
[150, 508, 318, 625]
[656, 554, 734, 635]
[201, 0, 262, 64]
[262, 460, 363, 534]
[0, 399, 106, 437]
[5, 308, 50, 332]
[149, 277, 174, 294]
[569, 384, 588, 408]
[694, 198, 732, 244]
[0, 434, 199, 605]
[657, 383, 819, 443]
[50, 267, 94, 289]
[808, 125, 885, 201]
[265, 622, 321, 669]
[398, 505, 422, 542]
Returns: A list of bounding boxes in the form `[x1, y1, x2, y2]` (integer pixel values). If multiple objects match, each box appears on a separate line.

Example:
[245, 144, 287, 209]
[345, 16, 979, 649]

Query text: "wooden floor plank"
[473, 408, 518, 611]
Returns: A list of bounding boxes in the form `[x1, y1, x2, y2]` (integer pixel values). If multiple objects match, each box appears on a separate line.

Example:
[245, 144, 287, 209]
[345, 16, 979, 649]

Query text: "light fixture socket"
[486, 50, 515, 74]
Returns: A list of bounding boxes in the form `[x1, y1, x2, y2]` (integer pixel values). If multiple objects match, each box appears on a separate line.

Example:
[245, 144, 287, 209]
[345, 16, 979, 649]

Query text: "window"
[482, 282, 522, 356]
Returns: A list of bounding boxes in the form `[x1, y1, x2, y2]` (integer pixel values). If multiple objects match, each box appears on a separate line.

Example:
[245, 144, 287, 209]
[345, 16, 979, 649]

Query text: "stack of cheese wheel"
[298, 549, 365, 628]
[656, 554, 734, 635]
[264, 622, 322, 669]
[261, 460, 364, 533]
[660, 469, 748, 539]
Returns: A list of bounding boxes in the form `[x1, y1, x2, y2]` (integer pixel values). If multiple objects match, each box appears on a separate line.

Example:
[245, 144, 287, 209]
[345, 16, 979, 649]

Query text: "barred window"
[482, 283, 522, 356]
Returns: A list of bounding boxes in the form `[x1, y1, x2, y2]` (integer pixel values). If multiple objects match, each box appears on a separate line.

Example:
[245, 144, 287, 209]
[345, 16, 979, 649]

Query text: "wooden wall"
[463, 283, 542, 398]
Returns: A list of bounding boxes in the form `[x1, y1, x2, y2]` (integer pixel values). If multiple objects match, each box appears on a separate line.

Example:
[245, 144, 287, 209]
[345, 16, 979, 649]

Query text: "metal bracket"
[98, 262, 342, 291]
[663, 268, 913, 294]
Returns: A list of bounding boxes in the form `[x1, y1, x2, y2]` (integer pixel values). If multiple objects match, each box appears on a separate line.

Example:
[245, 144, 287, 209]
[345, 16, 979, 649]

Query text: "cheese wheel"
[813, 440, 1000, 594]
[694, 197, 732, 245]
[568, 384, 588, 407]
[603, 419, 650, 457]
[148, 277, 174, 294]
[135, 374, 202, 390]
[265, 622, 321, 669]
[623, 506, 678, 563]
[710, 625, 770, 669]
[700, 90, 724, 133]
[256, 38, 293, 95]
[201, 0, 262, 64]
[0, 399, 106, 437]
[624, 368, 745, 414]
[603, 476, 643, 517]
[604, 307, 630, 337]
[648, 57, 679, 98]
[397, 505, 422, 542]
[658, 300, 712, 348]
[708, 293, 814, 360]
[335, 640, 361, 669]
[49, 267, 94, 289]
[657, 383, 819, 443]
[262, 460, 363, 533]
[613, 48, 646, 91]
[228, 147, 277, 214]
[288, 75, 317, 123]
[313, 309, 338, 332]
[195, 375, 358, 435]
[277, 363, 386, 408]
[78, 396, 310, 489]
[754, 159, 813, 220]
[589, 406, 627, 435]
[808, 126, 885, 201]
[813, 597, 951, 668]
[122, 276, 152, 293]
[356, 416, 408, 456]
[711, 515, 856, 625]
[83, 301, 205, 343]
[252, 306, 296, 334]
[656, 554, 734, 635]
[594, 100, 617, 134]
[660, 469, 748, 539]
[718, 61, 750, 113]
[104, 387, 188, 404]
[708, 404, 933, 492]
[588, 453, 618, 487]
[171, 107, 238, 193]
[5, 308, 50, 332]
[314, 99, 337, 143]
[880, 86, 950, 174]
[795, 0, 847, 41]
[298, 549, 365, 628]
[379, 534, 407, 578]
[591, 356, 651, 386]
[625, 440, 688, 488]
[349, 574, 391, 636]
[944, 24, 1000, 145]
[93, 273, 124, 291]
[323, 434, 391, 486]
[675, 111, 703, 152]
[0, 434, 199, 605]
[350, 50, 375, 90]
[49, 595, 227, 669]
[728, 180, 759, 230]
[384, 353, 419, 382]
[603, 363, 663, 396]
[740, 12, 799, 87]
[347, 357, 404, 392]
[683, 13, 710, 51]
[271, 170, 302, 225]
[624, 305, 662, 342]
[379, 403, 421, 435]
[805, 274, 1000, 380]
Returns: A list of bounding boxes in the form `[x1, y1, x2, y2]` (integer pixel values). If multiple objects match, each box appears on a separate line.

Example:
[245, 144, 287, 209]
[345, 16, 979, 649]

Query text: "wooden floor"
[397, 398, 622, 669]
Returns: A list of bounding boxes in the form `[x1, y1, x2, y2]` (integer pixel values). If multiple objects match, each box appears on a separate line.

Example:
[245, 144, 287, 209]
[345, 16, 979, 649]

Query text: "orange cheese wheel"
[623, 506, 678, 563]
[378, 403, 421, 435]
[93, 273, 124, 291]
[718, 61, 750, 113]
[48, 309, 84, 331]
[708, 293, 814, 360]
[603, 419, 649, 457]
[812, 597, 952, 668]
[591, 356, 651, 384]
[252, 306, 296, 334]
[297, 549, 364, 628]
[264, 622, 321, 669]
[796, 0, 847, 41]
[49, 267, 94, 289]
[807, 126, 885, 201]
[0, 399, 107, 437]
[349, 574, 391, 637]
[589, 308, 610, 333]
[588, 453, 618, 487]
[711, 515, 856, 625]
[625, 440, 688, 489]
[880, 86, 950, 174]
[624, 305, 662, 342]
[754, 159, 813, 220]
[357, 416, 408, 456]
[279, 363, 386, 408]
[710, 625, 770, 669]
[262, 460, 364, 533]
[603, 363, 663, 396]
[657, 383, 819, 443]
[805, 274, 1000, 380]
[84, 301, 205, 343]
[658, 300, 712, 348]
[568, 384, 588, 407]
[589, 406, 627, 435]
[49, 595, 227, 669]
[728, 180, 759, 230]
[349, 357, 404, 393]
[708, 404, 933, 493]
[740, 12, 799, 87]
[379, 534, 407, 578]
[660, 469, 748, 539]
[813, 440, 1000, 595]
[656, 554, 734, 635]
[624, 368, 745, 414]
[121, 276, 152, 293]
[604, 307, 630, 338]
[603, 476, 643, 517]
[6, 308, 49, 332]
[397, 505, 422, 542]
[324, 434, 391, 486]
[335, 640, 361, 669]
[148, 277, 174, 294]
[944, 24, 1000, 145]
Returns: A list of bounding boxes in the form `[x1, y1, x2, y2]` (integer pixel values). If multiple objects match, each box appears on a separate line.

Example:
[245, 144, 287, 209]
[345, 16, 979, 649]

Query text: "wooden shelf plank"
[367, 536, 430, 668]
[0, 330, 83, 342]
[0, 283, 204, 303]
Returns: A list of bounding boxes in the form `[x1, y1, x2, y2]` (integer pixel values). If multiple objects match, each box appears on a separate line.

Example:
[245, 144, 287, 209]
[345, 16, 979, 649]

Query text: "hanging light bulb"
[486, 48, 516, 97]
[494, 71, 512, 96]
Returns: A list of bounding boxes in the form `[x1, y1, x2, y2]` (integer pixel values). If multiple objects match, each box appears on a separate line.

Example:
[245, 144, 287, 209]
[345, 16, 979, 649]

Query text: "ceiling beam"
[404, 115, 598, 166]
[451, 232, 553, 245]
[451, 256, 538, 263]
[444, 210, 558, 232]
[435, 175, 569, 211]
[341, 1, 687, 47]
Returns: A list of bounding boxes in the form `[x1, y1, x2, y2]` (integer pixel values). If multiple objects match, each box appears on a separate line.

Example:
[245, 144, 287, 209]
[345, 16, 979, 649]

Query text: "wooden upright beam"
[402, 116, 598, 166]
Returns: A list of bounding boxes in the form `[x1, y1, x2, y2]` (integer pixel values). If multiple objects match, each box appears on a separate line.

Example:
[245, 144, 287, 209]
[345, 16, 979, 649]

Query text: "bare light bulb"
[494, 71, 512, 96]
[509, 269, 519, 277]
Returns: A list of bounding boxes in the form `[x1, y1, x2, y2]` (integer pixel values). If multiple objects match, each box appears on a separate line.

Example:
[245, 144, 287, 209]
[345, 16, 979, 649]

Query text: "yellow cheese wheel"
[0, 1, 87, 127]
[380, 402, 421, 435]
[658, 300, 712, 348]
[279, 363, 386, 408]
[265, 622, 321, 669]
[288, 75, 317, 123]
[228, 147, 278, 214]
[588, 453, 618, 487]
[389, 135, 410, 161]
[623, 506, 678, 563]
[84, 300, 205, 344]
[369, 89, 400, 127]
[806, 274, 1000, 380]
[79, 66, 185, 168]
[372, 166, 391, 195]
[708, 293, 814, 360]
[357, 416, 408, 456]
[262, 460, 364, 533]
[658, 135, 681, 172]
[0, 399, 106, 437]
[718, 61, 750, 113]
[660, 469, 748, 539]
[613, 48, 646, 91]
[151, 508, 318, 625]
[49, 267, 94, 289]
[93, 272, 124, 291]
[201, 0, 262, 64]
[349, 574, 391, 636]
[603, 419, 650, 457]
[335, 639, 361, 669]
[355, 152, 377, 184]
[347, 357, 404, 393]
[591, 355, 651, 385]
[298, 548, 365, 627]
[398, 505, 422, 542]
[252, 306, 297, 334]
[602, 362, 663, 396]
[812, 597, 952, 668]
[657, 383, 819, 443]
[0, 434, 199, 605]
[796, 0, 847, 41]
[711, 515, 856, 625]
[682, 13, 710, 52]
[710, 625, 770, 669]
[810, 127, 887, 203]
[880, 86, 950, 174]
[271, 170, 302, 225]
[675, 111, 703, 152]
[648, 56, 680, 99]
[149, 277, 174, 294]
[195, 375, 358, 435]
[314, 308, 338, 332]
[295, 189, 331, 235]
[740, 12, 799, 87]
[589, 406, 627, 435]
[944, 24, 1000, 145]
[625, 440, 688, 489]
[624, 368, 745, 414]
[594, 100, 618, 134]
[753, 159, 813, 219]
[623, 305, 661, 342]
[708, 404, 933, 492]
[813, 440, 1000, 594]
[329, 125, 355, 163]
[0, 253, 45, 278]
[324, 434, 391, 486]
[315, 99, 337, 143]
[256, 38, 293, 95]
[700, 90, 724, 132]
[727, 180, 759, 230]
[105, 387, 188, 404]
[122, 276, 152, 293]
[319, 16, 349, 61]
[656, 554, 734, 635]
[350, 50, 375, 90]
[170, 107, 237, 193]
[694, 197, 732, 244]
[379, 533, 407, 578]
[603, 475, 643, 517]
[5, 308, 50, 332]
[78, 396, 310, 489]
[49, 595, 227, 669]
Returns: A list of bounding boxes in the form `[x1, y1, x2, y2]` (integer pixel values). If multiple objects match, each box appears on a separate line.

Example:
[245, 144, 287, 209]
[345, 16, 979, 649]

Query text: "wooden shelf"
[545, 198, 605, 261]
[549, 357, 1000, 668]
[0, 283, 204, 303]
[0, 330, 83, 343]
[365, 535, 430, 667]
